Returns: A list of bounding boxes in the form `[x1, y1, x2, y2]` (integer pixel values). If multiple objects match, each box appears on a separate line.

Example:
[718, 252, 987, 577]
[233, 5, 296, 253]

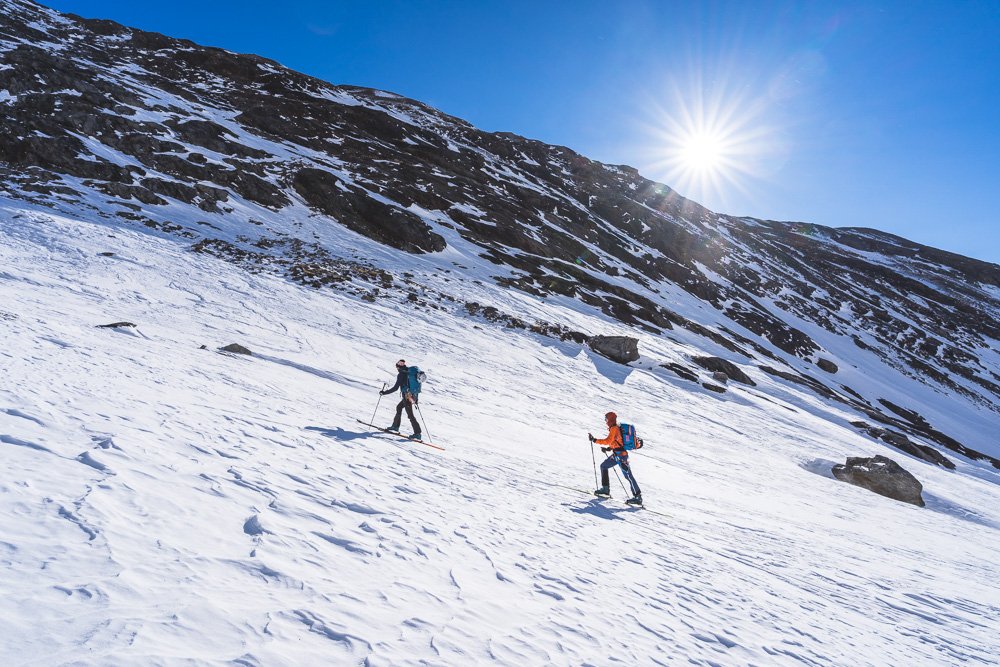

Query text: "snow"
[2, 203, 1000, 665]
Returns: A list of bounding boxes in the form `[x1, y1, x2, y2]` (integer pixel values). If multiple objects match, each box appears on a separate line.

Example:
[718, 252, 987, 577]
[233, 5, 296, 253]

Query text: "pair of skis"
[550, 483, 645, 509]
[355, 420, 445, 451]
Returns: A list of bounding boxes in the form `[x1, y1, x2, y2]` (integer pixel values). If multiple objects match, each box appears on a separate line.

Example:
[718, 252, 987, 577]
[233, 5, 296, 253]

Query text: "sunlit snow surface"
[2, 205, 999, 665]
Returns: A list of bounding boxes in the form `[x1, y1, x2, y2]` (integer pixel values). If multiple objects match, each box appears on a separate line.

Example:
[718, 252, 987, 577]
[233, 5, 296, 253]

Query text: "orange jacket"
[595, 425, 624, 450]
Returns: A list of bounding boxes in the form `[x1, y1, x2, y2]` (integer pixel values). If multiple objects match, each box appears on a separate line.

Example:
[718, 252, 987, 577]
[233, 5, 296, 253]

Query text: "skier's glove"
[601, 447, 610, 453]
[379, 390, 388, 395]
[588, 433, 595, 443]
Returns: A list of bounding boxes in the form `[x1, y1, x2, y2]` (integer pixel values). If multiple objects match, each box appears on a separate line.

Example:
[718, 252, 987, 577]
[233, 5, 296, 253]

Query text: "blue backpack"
[406, 366, 426, 397]
[620, 423, 643, 450]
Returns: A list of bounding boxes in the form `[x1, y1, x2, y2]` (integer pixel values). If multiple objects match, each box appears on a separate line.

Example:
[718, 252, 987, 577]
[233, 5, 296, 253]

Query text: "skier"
[589, 411, 643, 505]
[380, 359, 421, 440]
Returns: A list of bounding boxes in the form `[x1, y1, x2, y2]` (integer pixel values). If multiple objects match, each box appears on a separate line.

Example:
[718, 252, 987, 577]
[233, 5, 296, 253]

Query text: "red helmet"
[605, 411, 617, 424]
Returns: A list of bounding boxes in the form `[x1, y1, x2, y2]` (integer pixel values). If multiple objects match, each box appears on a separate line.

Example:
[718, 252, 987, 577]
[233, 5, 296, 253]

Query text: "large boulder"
[831, 455, 925, 506]
[817, 358, 839, 373]
[588, 336, 639, 364]
[691, 356, 756, 386]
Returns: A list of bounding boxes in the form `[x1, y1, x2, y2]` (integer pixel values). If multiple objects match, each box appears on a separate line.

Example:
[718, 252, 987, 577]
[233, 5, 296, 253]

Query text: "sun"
[678, 132, 726, 172]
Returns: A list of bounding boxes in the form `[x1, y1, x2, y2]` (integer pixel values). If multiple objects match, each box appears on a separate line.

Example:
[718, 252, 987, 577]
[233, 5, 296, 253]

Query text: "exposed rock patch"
[848, 421, 955, 469]
[661, 363, 699, 382]
[692, 357, 756, 386]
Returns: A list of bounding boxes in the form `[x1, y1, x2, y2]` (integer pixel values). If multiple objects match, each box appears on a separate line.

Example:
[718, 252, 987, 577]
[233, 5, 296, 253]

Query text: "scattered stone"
[712, 371, 729, 384]
[243, 514, 265, 536]
[702, 382, 727, 394]
[832, 455, 925, 506]
[98, 251, 115, 257]
[96, 321, 136, 328]
[588, 335, 639, 364]
[817, 358, 839, 373]
[220, 343, 252, 355]
[692, 356, 756, 386]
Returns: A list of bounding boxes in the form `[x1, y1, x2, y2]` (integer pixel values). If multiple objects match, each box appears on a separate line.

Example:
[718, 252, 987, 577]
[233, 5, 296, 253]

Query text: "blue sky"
[46, 1, 1000, 264]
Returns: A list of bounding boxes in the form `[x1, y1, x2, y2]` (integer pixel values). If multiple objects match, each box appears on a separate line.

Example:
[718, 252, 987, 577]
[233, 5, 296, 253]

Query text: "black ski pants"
[601, 450, 641, 496]
[390, 397, 420, 434]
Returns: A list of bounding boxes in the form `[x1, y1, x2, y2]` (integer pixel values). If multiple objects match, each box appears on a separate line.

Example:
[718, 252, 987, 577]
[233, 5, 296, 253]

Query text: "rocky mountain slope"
[1, 0, 998, 467]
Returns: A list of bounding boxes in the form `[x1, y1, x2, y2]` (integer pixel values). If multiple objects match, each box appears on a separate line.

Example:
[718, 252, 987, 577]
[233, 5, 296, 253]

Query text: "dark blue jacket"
[383, 367, 410, 397]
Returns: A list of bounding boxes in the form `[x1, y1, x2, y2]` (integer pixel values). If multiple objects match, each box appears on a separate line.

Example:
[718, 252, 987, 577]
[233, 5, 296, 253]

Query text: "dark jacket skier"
[589, 411, 642, 504]
[380, 359, 421, 438]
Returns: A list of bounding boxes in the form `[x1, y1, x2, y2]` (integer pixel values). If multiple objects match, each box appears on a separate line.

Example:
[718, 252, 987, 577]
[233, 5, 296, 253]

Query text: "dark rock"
[588, 336, 639, 364]
[817, 358, 839, 373]
[712, 371, 729, 384]
[96, 321, 136, 328]
[692, 357, 756, 386]
[848, 421, 955, 469]
[831, 455, 925, 506]
[220, 343, 252, 355]
[661, 362, 699, 382]
[702, 383, 727, 393]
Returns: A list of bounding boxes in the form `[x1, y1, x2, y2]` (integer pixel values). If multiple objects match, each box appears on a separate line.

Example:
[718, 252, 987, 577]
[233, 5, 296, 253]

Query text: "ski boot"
[594, 486, 611, 498]
[384, 425, 400, 433]
[408, 432, 422, 441]
[625, 495, 643, 506]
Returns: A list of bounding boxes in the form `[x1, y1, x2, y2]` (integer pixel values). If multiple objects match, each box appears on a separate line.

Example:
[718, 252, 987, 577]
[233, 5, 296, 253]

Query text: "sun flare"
[679, 132, 726, 172]
[638, 77, 782, 210]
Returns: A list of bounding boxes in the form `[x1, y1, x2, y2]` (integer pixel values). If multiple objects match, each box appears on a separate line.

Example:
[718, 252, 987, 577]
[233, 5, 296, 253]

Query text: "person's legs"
[599, 456, 617, 488]
[389, 398, 407, 430]
[619, 456, 641, 497]
[404, 401, 420, 435]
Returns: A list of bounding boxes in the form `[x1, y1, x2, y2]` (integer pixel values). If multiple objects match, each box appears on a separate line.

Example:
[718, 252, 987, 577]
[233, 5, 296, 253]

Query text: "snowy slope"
[3, 205, 999, 666]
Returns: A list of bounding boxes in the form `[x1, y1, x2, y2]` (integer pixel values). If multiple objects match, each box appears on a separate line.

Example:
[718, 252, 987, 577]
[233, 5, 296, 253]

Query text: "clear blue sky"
[45, 1, 1000, 264]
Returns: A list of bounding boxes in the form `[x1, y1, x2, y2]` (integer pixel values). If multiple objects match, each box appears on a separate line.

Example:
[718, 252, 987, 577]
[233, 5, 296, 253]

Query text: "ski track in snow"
[1, 207, 999, 666]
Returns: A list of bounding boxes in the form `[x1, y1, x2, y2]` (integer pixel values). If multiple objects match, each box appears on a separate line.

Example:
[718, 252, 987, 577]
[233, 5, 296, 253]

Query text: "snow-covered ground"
[2, 205, 999, 665]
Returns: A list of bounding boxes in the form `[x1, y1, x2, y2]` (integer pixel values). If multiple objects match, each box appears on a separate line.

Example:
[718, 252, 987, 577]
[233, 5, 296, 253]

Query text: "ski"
[355, 420, 445, 451]
[551, 483, 644, 509]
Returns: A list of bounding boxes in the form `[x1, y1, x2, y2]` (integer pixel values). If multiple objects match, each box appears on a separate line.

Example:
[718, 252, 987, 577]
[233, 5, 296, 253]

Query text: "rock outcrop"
[832, 455, 925, 506]
[588, 336, 639, 365]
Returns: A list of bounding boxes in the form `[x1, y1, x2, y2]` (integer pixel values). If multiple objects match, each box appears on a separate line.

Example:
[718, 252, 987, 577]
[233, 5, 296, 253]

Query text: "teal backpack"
[620, 423, 643, 450]
[406, 366, 426, 398]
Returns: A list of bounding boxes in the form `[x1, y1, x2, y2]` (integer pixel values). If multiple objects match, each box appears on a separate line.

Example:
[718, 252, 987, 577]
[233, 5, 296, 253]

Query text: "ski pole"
[589, 438, 598, 489]
[416, 402, 432, 443]
[606, 452, 630, 496]
[370, 382, 386, 425]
